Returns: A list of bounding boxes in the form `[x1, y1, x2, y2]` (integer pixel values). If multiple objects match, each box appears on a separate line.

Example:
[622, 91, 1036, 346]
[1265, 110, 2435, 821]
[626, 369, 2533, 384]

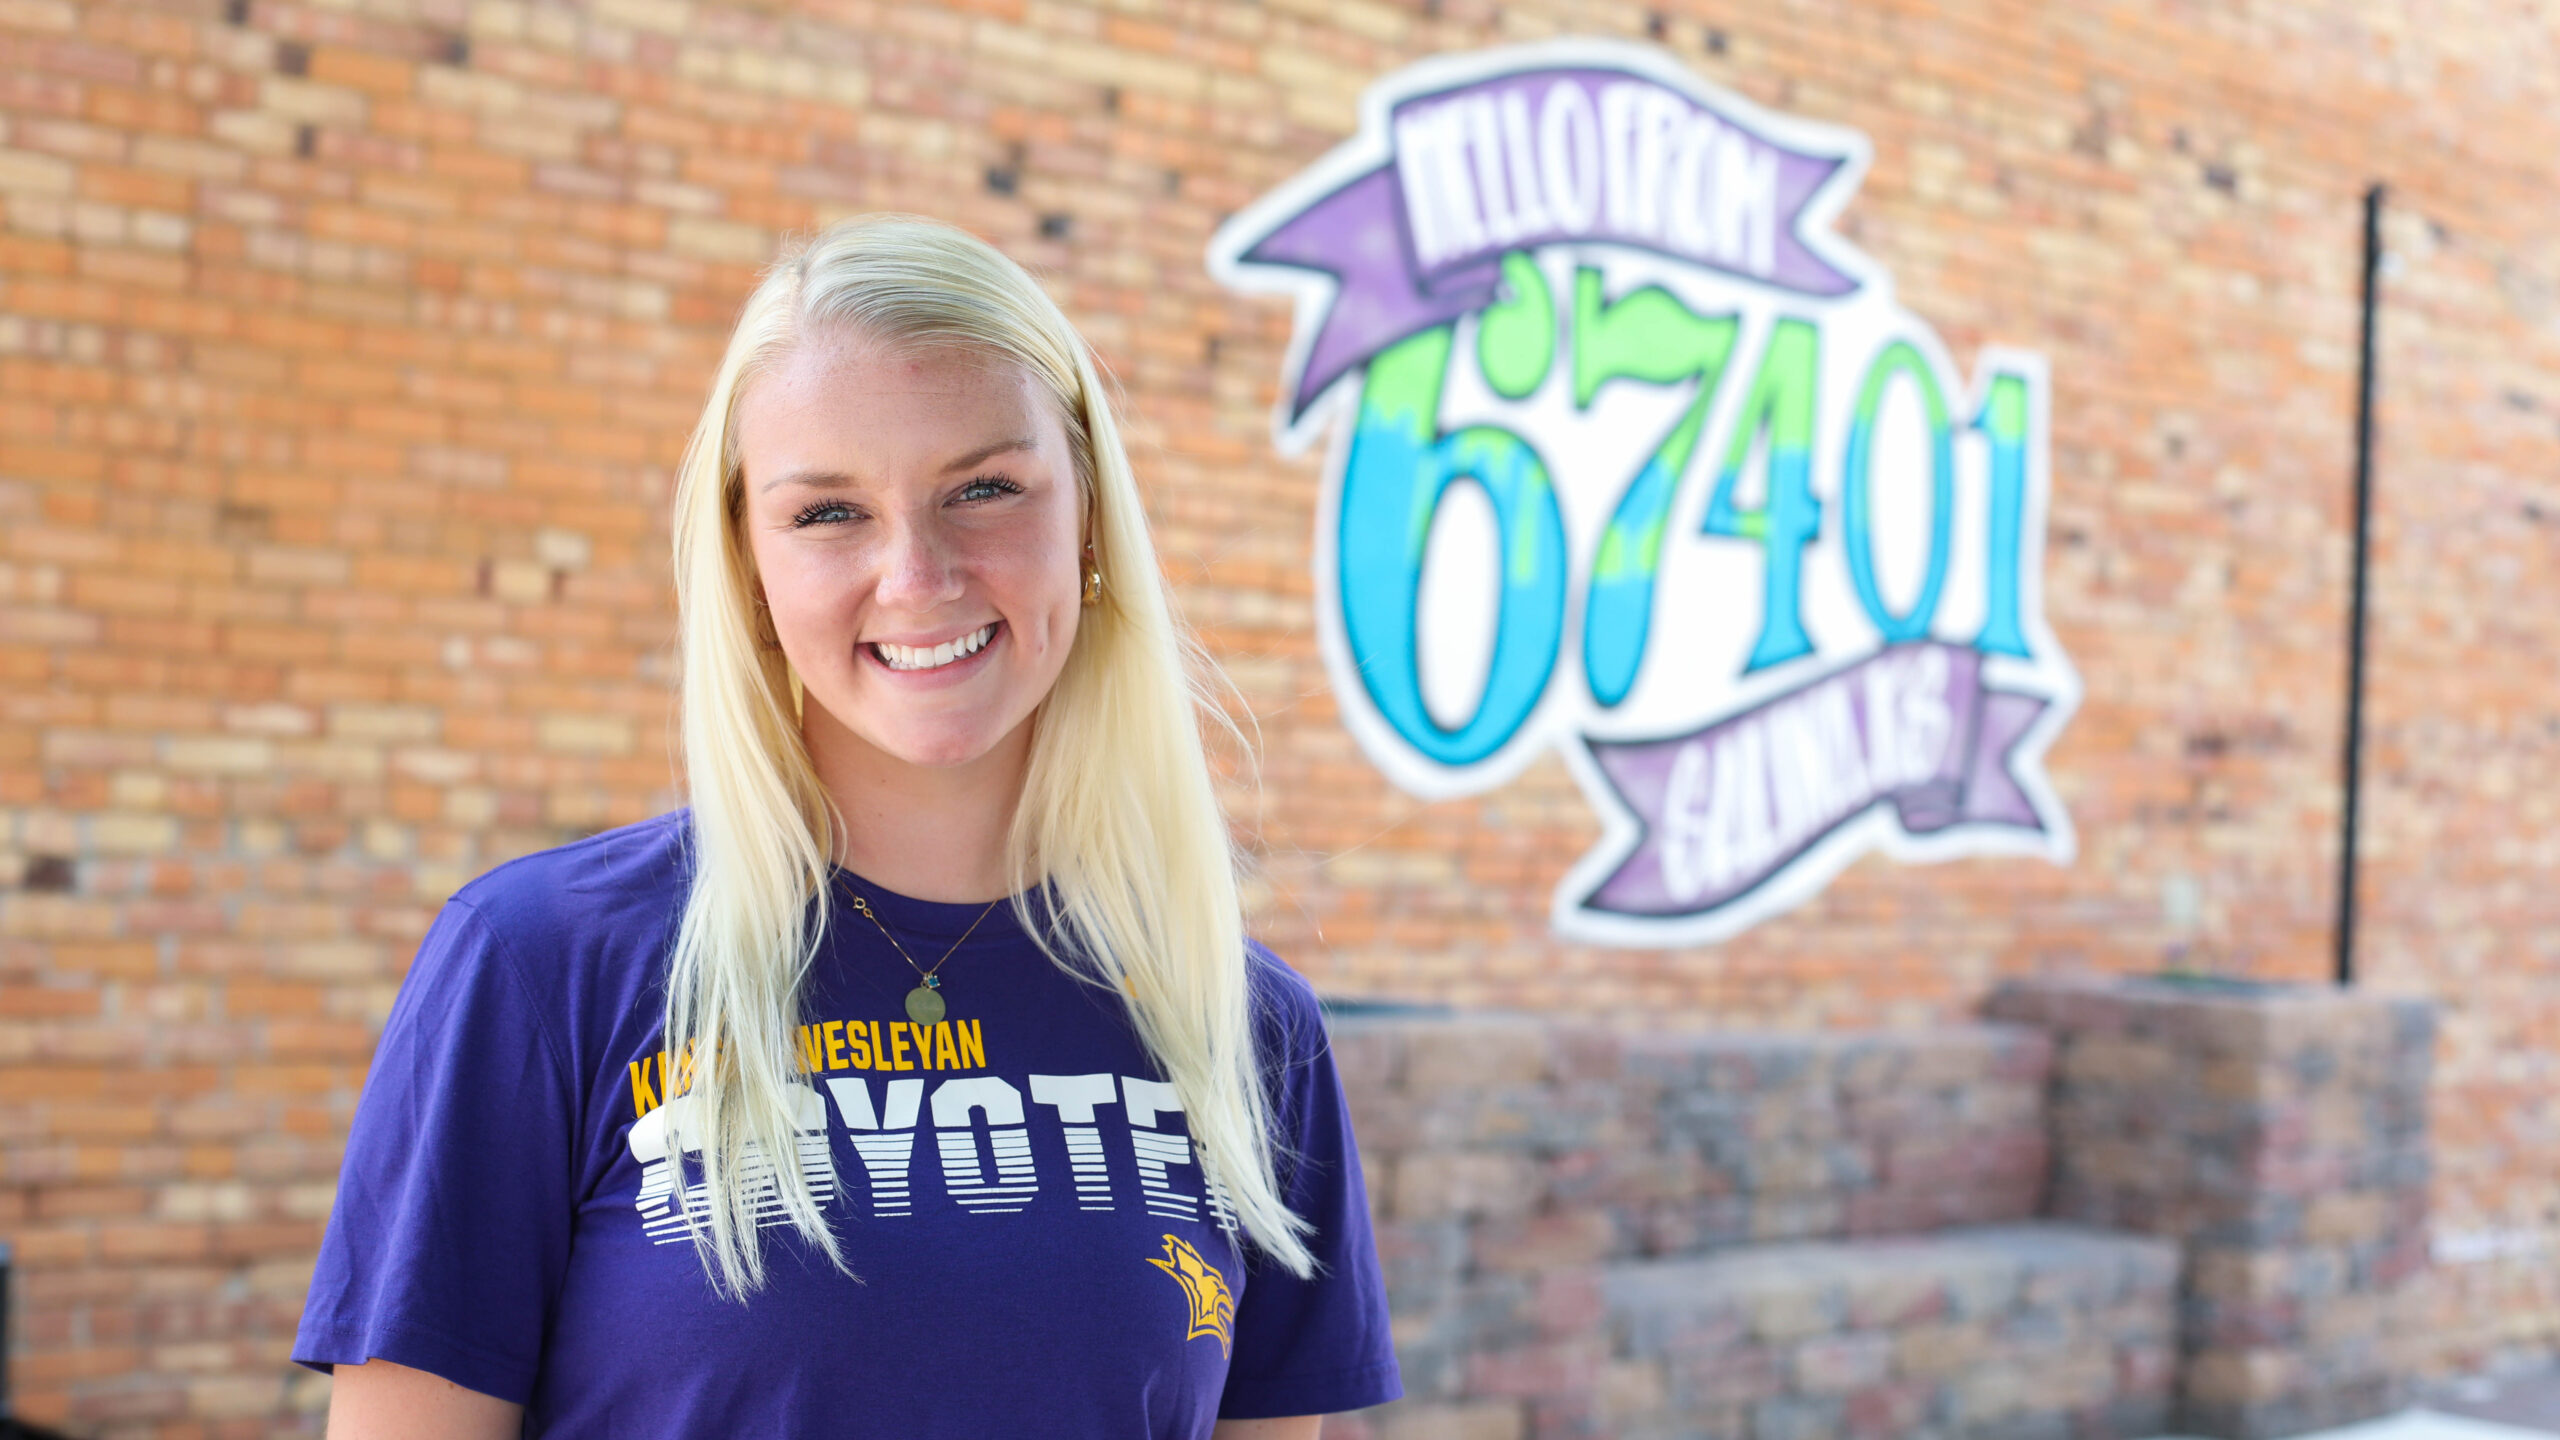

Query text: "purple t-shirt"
[293, 812, 1400, 1436]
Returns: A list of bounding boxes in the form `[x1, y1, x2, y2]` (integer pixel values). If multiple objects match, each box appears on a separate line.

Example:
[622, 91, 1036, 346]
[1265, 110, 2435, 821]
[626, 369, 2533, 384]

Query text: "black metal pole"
[2336, 183, 2385, 988]
[0, 1239, 77, 1437]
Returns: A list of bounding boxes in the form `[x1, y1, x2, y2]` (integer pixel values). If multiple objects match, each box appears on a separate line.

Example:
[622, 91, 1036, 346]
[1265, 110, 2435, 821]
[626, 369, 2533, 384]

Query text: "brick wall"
[2, 0, 2556, 1432]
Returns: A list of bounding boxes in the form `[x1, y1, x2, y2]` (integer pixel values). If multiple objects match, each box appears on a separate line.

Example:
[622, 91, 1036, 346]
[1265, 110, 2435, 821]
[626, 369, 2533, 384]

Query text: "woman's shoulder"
[1243, 937, 1332, 1063]
[377, 814, 692, 1073]
[442, 809, 693, 963]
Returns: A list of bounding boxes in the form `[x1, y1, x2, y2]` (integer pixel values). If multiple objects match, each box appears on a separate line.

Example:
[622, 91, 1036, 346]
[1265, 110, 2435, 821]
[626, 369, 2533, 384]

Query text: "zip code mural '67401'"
[1209, 39, 2081, 945]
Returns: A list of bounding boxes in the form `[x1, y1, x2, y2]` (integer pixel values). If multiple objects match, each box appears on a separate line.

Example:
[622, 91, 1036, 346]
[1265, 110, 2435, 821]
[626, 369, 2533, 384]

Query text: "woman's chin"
[811, 714, 1019, 774]
[889, 733, 1010, 771]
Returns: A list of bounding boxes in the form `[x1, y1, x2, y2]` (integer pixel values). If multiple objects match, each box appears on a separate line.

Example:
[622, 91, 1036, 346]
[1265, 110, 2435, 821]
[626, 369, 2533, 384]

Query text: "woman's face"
[735, 335, 1086, 774]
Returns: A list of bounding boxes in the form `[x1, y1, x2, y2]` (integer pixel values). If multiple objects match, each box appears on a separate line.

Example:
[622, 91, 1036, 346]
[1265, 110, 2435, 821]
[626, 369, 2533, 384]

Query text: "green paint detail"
[1475, 252, 1555, 401]
[1841, 338, 1955, 641]
[1708, 319, 1822, 535]
[1852, 341, 1949, 430]
[1573, 268, 1744, 706]
[1701, 318, 1823, 672]
[1574, 266, 1737, 584]
[1572, 268, 1741, 410]
[1592, 513, 1672, 584]
[1366, 325, 1453, 436]
[1341, 324, 1564, 763]
[1431, 428, 1555, 585]
[1366, 327, 1457, 564]
[1985, 372, 2028, 441]
[1716, 318, 1821, 461]
[1973, 367, 2035, 658]
[1508, 487, 1549, 581]
[1592, 408, 1710, 584]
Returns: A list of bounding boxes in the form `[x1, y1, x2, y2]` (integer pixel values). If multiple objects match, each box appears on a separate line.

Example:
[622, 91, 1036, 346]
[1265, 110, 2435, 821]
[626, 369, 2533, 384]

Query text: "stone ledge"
[1599, 1223, 2181, 1440]
[1605, 1221, 2183, 1332]
[1336, 1015, 2054, 1277]
[1345, 1222, 2180, 1440]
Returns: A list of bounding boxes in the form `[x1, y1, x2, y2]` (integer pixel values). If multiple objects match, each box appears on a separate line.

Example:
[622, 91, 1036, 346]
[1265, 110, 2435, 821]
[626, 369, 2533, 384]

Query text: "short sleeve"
[1217, 954, 1403, 1419]
[291, 898, 579, 1405]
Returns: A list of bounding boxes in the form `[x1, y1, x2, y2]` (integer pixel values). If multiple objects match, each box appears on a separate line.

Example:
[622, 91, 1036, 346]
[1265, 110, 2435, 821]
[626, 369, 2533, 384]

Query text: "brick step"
[1597, 1222, 2180, 1440]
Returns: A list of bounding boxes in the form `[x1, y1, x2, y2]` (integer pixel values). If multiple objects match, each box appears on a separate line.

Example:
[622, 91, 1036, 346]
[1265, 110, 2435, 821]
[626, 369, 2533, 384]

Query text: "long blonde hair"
[663, 213, 1311, 1296]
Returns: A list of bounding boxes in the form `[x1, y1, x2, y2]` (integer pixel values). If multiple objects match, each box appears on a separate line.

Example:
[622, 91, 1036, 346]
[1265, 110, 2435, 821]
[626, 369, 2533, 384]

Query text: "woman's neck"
[801, 714, 1031, 903]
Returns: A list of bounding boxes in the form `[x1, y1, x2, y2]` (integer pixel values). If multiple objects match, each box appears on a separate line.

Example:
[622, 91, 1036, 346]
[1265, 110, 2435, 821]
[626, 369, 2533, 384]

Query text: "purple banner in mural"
[1241, 66, 1859, 420]
[1582, 643, 2049, 918]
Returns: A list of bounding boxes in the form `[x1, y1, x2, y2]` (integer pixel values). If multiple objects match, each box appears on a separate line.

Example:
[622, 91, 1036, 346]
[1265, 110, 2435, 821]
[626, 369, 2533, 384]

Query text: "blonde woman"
[293, 215, 1400, 1437]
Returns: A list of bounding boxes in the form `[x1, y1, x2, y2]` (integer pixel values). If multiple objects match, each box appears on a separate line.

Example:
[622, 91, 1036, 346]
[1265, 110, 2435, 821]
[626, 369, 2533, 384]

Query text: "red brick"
[0, 3, 2551, 1431]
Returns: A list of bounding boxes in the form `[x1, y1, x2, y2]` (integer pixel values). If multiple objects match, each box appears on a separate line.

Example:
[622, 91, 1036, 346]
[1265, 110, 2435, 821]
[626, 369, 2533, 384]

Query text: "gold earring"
[1082, 545, 1102, 608]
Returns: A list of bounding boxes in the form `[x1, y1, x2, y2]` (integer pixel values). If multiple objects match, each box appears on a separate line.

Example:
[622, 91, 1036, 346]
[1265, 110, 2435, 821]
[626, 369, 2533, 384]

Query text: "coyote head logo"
[1146, 1234, 1236, 1356]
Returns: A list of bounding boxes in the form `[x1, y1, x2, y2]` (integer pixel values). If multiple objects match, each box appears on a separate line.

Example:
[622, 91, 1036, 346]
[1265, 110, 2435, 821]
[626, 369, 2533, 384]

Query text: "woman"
[293, 215, 1401, 1437]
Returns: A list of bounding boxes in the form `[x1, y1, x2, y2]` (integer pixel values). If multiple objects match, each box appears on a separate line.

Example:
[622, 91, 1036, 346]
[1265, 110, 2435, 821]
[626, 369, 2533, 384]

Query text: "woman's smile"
[867, 620, 1002, 677]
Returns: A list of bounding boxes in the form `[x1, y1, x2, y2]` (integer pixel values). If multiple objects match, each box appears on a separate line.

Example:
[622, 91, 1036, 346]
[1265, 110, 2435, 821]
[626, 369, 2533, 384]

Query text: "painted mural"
[1208, 39, 2081, 944]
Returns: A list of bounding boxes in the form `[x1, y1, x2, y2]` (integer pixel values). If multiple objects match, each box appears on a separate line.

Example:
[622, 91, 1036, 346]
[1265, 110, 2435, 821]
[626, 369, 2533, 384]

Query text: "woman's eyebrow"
[761, 468, 853, 493]
[939, 436, 1038, 472]
[758, 438, 1039, 494]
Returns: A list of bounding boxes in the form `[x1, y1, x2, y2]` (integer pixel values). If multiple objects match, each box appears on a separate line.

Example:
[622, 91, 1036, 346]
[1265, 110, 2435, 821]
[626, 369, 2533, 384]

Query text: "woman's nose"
[871, 518, 965, 613]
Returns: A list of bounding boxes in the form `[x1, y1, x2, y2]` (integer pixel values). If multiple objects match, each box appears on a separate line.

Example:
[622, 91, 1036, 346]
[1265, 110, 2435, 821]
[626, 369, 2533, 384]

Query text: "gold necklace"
[848, 892, 1002, 1025]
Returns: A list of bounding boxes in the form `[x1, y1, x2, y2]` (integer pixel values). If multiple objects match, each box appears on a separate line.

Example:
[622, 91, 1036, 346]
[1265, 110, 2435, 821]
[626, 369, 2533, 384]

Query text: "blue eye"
[955, 475, 1023, 503]
[792, 501, 855, 527]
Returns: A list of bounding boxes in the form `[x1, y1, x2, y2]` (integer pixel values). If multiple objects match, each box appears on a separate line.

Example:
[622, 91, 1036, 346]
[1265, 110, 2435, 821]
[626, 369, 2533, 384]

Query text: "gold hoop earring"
[1082, 543, 1103, 608]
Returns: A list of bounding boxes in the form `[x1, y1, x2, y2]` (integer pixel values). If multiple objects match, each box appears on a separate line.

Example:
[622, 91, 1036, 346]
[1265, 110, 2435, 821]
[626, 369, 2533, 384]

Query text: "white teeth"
[874, 624, 995, 672]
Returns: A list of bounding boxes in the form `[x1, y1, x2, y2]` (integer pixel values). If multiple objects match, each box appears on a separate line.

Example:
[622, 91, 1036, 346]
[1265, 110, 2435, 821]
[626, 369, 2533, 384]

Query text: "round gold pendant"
[904, 985, 947, 1025]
